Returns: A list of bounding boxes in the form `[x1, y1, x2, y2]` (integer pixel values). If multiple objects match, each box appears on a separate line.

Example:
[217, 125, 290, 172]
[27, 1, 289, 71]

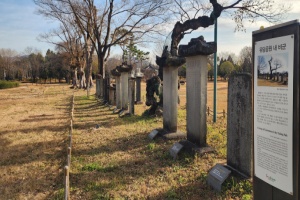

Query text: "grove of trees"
[0, 0, 291, 91]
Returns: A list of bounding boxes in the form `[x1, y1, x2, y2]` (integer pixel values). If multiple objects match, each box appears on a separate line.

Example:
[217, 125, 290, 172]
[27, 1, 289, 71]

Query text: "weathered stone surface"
[128, 78, 135, 114]
[120, 72, 129, 110]
[186, 55, 208, 147]
[109, 84, 116, 105]
[115, 77, 122, 109]
[96, 78, 101, 98]
[178, 36, 216, 57]
[163, 66, 178, 132]
[135, 77, 142, 103]
[227, 73, 252, 177]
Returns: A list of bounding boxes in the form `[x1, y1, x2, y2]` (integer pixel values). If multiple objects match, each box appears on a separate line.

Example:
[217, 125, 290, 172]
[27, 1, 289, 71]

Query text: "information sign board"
[254, 35, 294, 195]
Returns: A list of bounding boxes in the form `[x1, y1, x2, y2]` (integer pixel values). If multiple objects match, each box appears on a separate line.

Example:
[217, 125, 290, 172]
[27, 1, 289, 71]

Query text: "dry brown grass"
[0, 80, 252, 200]
[257, 79, 288, 87]
[0, 83, 73, 199]
[68, 80, 249, 200]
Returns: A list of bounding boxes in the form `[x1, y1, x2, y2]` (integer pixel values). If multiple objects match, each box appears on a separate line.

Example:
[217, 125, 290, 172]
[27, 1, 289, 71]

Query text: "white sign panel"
[254, 35, 294, 195]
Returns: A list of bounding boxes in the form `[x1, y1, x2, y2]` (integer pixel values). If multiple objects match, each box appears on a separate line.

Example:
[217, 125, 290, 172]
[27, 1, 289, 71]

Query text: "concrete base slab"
[225, 165, 251, 180]
[148, 128, 186, 140]
[178, 140, 215, 156]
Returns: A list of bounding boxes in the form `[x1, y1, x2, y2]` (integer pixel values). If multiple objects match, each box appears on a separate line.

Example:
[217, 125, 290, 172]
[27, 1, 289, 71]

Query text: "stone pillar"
[128, 76, 135, 115]
[97, 76, 104, 99]
[163, 66, 179, 132]
[169, 36, 216, 155]
[109, 84, 116, 105]
[111, 68, 121, 110]
[105, 76, 110, 103]
[117, 64, 132, 111]
[135, 68, 144, 104]
[227, 73, 252, 177]
[95, 74, 101, 98]
[120, 72, 129, 110]
[103, 77, 108, 103]
[185, 55, 208, 147]
[115, 77, 122, 109]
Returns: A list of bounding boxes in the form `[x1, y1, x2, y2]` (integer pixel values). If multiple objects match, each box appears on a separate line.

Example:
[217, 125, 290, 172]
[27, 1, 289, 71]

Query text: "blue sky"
[0, 0, 299, 60]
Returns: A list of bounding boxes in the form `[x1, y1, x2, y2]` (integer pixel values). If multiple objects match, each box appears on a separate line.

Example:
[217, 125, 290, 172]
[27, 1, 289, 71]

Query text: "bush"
[0, 80, 20, 89]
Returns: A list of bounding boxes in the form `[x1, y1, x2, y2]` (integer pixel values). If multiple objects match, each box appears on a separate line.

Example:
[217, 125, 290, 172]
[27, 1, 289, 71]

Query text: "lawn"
[0, 80, 252, 200]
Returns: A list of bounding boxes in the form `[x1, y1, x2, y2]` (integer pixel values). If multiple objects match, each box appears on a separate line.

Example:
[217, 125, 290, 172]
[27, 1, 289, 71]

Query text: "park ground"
[0, 80, 252, 200]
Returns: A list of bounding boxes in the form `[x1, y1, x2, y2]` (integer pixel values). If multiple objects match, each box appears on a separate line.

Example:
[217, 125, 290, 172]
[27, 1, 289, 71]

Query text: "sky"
[0, 0, 299, 60]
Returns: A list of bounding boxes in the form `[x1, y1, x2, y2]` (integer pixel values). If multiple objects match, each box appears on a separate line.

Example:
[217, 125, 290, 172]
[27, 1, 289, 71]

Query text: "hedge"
[0, 80, 20, 89]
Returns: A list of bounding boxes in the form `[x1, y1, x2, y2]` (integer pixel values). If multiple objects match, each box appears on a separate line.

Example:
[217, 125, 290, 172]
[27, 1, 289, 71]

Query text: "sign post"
[252, 20, 299, 200]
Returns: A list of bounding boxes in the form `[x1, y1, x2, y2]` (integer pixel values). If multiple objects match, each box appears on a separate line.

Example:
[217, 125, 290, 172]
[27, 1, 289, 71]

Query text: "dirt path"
[0, 83, 73, 199]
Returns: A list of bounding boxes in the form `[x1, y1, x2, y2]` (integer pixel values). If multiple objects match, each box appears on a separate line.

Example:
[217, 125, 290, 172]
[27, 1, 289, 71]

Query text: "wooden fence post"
[64, 166, 70, 200]
[67, 147, 71, 167]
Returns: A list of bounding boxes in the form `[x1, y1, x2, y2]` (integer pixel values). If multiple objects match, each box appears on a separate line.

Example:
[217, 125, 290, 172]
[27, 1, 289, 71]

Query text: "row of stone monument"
[258, 72, 288, 84]
[96, 63, 144, 116]
[96, 36, 252, 181]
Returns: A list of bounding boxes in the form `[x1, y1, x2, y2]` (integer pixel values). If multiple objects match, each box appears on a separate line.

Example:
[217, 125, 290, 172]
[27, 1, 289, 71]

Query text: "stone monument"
[111, 68, 122, 113]
[128, 70, 136, 115]
[135, 67, 144, 104]
[227, 73, 252, 178]
[116, 63, 132, 113]
[148, 46, 186, 139]
[168, 36, 216, 157]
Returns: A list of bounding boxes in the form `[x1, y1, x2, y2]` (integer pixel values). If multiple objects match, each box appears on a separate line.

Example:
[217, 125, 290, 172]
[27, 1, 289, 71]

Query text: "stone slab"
[148, 129, 159, 140]
[207, 164, 231, 192]
[169, 142, 184, 159]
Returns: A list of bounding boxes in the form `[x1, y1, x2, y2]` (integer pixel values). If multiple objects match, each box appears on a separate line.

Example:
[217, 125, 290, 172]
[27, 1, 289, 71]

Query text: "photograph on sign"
[257, 53, 289, 87]
[254, 35, 294, 195]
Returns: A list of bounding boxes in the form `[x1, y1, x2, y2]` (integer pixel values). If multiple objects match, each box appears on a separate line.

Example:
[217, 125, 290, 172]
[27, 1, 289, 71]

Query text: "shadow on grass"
[0, 89, 72, 199]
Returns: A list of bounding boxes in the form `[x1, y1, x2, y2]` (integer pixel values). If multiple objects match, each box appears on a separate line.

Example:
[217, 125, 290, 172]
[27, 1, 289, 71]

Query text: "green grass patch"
[0, 80, 19, 89]
[223, 177, 252, 198]
[82, 163, 117, 173]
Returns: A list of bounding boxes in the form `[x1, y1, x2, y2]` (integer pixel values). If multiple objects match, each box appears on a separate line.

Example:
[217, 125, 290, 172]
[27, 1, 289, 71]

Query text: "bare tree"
[0, 48, 19, 80]
[168, 0, 290, 56]
[239, 46, 252, 73]
[268, 57, 282, 79]
[34, 0, 172, 97]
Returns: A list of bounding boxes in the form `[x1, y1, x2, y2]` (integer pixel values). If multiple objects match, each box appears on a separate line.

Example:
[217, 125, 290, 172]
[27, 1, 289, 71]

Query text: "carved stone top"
[111, 68, 121, 77]
[178, 36, 217, 57]
[156, 46, 186, 70]
[116, 63, 133, 73]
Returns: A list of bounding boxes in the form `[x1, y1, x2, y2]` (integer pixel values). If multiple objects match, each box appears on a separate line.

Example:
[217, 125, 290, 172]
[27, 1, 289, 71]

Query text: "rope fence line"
[64, 93, 74, 200]
[207, 107, 226, 118]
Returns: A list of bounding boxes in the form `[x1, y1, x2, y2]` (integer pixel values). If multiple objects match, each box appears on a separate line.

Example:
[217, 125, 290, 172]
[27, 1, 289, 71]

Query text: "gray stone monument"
[111, 68, 122, 113]
[109, 84, 116, 106]
[169, 36, 216, 155]
[128, 70, 136, 115]
[104, 76, 110, 104]
[95, 74, 102, 99]
[116, 64, 132, 112]
[227, 73, 252, 178]
[148, 47, 186, 139]
[135, 67, 144, 104]
[160, 50, 185, 137]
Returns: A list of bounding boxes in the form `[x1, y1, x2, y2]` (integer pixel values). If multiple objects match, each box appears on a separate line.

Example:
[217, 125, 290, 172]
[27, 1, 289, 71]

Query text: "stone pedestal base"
[178, 140, 215, 156]
[148, 128, 186, 140]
